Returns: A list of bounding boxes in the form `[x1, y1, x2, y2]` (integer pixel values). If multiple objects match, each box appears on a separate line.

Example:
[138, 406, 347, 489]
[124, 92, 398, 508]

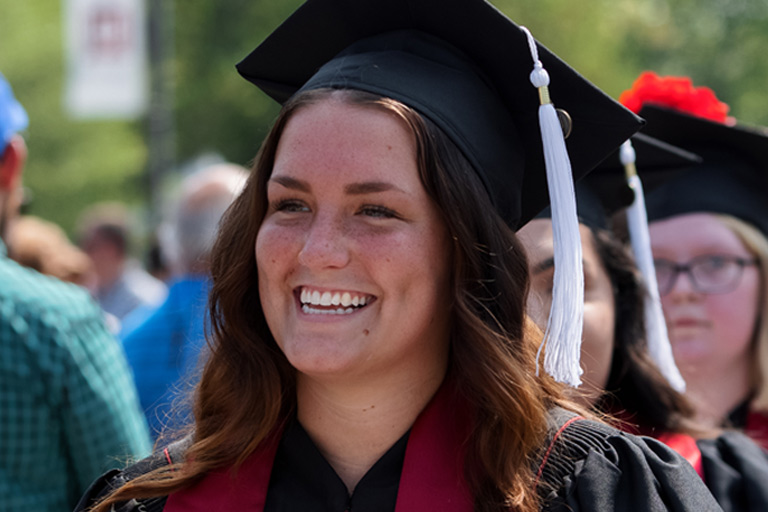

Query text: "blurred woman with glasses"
[621, 72, 768, 446]
[519, 135, 768, 511]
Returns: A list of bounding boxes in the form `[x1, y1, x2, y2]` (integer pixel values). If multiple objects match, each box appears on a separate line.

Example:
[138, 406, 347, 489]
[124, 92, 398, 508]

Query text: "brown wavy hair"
[92, 88, 565, 512]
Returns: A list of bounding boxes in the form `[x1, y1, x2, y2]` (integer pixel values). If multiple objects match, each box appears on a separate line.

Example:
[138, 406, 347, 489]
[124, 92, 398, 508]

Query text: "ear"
[0, 135, 27, 191]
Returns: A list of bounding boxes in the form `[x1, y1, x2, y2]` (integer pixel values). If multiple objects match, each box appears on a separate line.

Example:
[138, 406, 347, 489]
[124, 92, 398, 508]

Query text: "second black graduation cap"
[536, 133, 702, 229]
[576, 132, 702, 229]
[236, 0, 643, 229]
[636, 104, 768, 236]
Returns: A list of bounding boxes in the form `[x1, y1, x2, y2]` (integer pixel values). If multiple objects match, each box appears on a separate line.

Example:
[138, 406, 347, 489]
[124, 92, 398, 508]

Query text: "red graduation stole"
[745, 410, 768, 451]
[652, 431, 704, 478]
[611, 410, 704, 478]
[164, 381, 474, 512]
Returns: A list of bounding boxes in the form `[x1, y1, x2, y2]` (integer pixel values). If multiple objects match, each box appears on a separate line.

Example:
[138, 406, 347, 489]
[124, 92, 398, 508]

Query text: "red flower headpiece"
[619, 71, 731, 124]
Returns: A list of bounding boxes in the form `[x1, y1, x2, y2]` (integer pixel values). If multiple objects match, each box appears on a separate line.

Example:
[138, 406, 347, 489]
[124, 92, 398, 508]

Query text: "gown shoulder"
[697, 430, 768, 511]
[540, 409, 722, 511]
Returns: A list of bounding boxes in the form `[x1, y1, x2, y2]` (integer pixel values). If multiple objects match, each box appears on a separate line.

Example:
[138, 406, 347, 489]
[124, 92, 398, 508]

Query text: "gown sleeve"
[539, 416, 723, 511]
[697, 430, 768, 511]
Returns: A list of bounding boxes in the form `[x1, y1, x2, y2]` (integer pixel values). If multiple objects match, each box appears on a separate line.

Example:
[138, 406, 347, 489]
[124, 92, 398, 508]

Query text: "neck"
[680, 357, 753, 428]
[296, 366, 446, 494]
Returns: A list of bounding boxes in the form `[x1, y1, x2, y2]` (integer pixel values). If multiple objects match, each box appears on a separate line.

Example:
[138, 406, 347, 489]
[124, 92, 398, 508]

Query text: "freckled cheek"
[256, 224, 301, 265]
[255, 225, 304, 302]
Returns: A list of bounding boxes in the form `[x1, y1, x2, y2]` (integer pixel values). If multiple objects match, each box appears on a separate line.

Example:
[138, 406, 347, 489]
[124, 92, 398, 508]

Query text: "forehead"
[519, 219, 602, 267]
[517, 219, 554, 261]
[649, 213, 750, 255]
[273, 99, 417, 180]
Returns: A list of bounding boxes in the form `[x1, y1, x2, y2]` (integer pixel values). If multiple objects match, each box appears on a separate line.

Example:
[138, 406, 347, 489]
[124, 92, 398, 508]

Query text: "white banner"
[64, 0, 148, 119]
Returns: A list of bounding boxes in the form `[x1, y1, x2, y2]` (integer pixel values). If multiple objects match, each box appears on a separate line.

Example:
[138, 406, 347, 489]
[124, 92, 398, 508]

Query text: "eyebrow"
[532, 256, 592, 276]
[532, 257, 555, 275]
[270, 175, 310, 192]
[344, 181, 404, 195]
[270, 176, 405, 195]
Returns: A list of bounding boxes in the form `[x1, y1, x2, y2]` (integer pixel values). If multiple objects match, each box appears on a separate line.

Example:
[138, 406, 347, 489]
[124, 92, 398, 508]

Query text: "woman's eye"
[359, 205, 398, 219]
[273, 199, 309, 213]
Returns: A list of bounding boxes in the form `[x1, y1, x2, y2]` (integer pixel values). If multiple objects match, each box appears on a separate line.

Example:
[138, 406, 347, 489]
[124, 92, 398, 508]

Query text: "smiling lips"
[298, 287, 374, 315]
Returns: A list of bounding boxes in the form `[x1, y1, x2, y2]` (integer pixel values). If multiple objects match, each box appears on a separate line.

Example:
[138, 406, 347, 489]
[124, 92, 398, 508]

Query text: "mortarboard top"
[537, 133, 702, 230]
[637, 104, 768, 236]
[0, 72, 28, 153]
[236, 0, 643, 230]
[618, 72, 768, 236]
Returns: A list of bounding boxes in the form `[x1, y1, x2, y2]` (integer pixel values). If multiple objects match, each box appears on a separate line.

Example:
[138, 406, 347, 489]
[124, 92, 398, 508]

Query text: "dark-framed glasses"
[653, 254, 759, 295]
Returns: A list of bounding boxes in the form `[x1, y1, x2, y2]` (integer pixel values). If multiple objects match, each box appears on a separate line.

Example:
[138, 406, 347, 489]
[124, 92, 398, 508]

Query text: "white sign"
[64, 0, 148, 119]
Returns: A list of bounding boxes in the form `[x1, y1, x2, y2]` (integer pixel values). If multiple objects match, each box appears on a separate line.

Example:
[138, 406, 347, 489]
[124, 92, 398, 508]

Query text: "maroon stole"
[745, 410, 768, 451]
[653, 431, 704, 478]
[612, 410, 704, 478]
[164, 380, 474, 512]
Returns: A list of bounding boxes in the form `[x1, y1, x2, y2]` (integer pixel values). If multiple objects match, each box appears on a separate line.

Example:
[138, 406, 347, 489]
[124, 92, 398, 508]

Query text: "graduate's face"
[650, 213, 760, 377]
[256, 99, 452, 382]
[518, 220, 615, 406]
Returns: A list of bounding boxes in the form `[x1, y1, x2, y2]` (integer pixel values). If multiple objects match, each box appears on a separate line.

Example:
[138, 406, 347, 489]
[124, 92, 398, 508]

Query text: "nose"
[666, 267, 700, 301]
[297, 212, 350, 270]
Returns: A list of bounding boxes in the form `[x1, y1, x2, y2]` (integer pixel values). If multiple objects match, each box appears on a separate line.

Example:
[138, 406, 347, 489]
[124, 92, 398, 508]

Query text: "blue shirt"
[120, 275, 210, 439]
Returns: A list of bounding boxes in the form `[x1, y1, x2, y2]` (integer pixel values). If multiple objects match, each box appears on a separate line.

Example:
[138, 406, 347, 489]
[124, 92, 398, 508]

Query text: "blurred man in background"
[120, 163, 247, 440]
[76, 201, 167, 326]
[0, 72, 151, 512]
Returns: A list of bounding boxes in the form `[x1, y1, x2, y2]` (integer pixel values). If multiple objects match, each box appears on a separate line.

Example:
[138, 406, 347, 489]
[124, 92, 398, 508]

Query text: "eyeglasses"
[653, 254, 759, 296]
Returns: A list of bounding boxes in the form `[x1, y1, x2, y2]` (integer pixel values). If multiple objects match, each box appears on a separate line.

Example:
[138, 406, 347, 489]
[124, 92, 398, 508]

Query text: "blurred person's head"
[76, 202, 132, 290]
[7, 215, 96, 289]
[0, 72, 29, 241]
[159, 163, 247, 275]
[622, 73, 768, 423]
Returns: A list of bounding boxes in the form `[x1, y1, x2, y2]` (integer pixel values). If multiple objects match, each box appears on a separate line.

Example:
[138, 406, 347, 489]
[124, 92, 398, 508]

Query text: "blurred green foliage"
[1, 0, 767, 248]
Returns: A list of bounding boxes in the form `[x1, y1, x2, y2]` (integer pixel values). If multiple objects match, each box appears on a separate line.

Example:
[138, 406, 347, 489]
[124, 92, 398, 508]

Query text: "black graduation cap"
[236, 0, 643, 230]
[537, 133, 702, 229]
[639, 104, 768, 236]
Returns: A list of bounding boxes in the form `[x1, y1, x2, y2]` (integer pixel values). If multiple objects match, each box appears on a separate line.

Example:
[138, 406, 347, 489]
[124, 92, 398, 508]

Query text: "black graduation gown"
[698, 430, 768, 511]
[74, 409, 722, 512]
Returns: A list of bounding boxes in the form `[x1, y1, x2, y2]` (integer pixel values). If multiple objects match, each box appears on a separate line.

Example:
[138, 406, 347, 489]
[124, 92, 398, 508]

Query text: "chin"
[671, 341, 713, 369]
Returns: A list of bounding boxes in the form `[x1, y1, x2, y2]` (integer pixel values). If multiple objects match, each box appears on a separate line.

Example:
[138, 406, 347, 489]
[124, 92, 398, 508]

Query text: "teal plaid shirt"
[0, 241, 151, 511]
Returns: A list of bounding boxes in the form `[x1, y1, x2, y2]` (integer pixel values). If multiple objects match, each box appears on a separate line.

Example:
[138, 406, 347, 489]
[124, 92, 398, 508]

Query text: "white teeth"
[299, 288, 371, 309]
[302, 305, 356, 315]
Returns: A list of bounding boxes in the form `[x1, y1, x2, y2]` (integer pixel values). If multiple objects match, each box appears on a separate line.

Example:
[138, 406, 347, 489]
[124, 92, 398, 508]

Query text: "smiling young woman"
[74, 2, 721, 511]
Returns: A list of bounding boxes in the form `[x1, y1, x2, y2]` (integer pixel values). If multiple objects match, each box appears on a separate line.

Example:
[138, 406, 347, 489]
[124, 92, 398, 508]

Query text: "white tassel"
[622, 140, 686, 392]
[521, 27, 584, 387]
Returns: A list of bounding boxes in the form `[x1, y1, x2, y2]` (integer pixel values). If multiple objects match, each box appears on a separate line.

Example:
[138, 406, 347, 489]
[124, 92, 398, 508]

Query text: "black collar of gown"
[264, 418, 410, 512]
